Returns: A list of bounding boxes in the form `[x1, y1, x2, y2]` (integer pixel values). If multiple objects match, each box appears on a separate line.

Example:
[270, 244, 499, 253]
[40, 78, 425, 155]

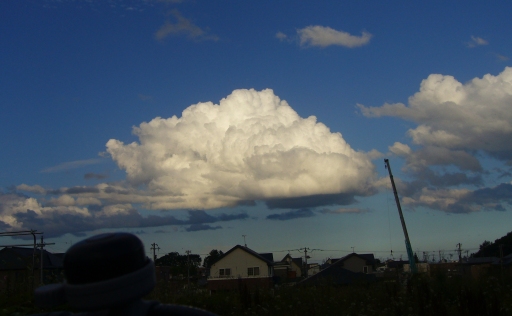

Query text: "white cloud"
[467, 36, 488, 48]
[297, 26, 372, 48]
[16, 184, 46, 194]
[389, 142, 411, 157]
[359, 67, 512, 161]
[0, 193, 90, 229]
[275, 32, 287, 41]
[106, 89, 376, 210]
[154, 10, 218, 41]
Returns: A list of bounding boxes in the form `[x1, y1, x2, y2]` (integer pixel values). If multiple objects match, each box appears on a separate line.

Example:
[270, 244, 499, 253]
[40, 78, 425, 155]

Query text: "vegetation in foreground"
[3, 272, 510, 316]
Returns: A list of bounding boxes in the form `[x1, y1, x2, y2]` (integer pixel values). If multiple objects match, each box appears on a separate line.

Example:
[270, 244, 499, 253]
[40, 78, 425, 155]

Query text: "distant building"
[273, 254, 302, 283]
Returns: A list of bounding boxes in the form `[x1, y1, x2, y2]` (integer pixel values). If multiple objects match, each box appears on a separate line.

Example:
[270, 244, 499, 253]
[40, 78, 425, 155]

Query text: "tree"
[155, 252, 201, 275]
[203, 249, 224, 268]
[479, 240, 492, 251]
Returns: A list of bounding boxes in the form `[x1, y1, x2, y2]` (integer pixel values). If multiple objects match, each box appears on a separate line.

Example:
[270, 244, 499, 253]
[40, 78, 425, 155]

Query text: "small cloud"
[16, 184, 46, 194]
[266, 208, 315, 221]
[154, 10, 218, 42]
[275, 32, 287, 41]
[467, 36, 488, 48]
[84, 172, 108, 180]
[138, 94, 153, 101]
[297, 26, 372, 48]
[186, 224, 222, 232]
[41, 159, 103, 173]
[154, 229, 170, 233]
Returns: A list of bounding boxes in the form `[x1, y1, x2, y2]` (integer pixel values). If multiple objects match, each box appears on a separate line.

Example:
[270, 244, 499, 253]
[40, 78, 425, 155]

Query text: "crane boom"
[384, 159, 417, 274]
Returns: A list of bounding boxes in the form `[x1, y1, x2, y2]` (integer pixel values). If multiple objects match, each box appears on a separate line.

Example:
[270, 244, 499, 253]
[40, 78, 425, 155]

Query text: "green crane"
[384, 159, 418, 274]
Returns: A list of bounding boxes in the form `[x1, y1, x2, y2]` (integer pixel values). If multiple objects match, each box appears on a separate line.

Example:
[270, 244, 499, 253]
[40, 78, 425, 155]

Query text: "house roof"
[298, 252, 377, 286]
[0, 247, 64, 270]
[281, 253, 303, 267]
[338, 253, 376, 265]
[210, 245, 274, 267]
[463, 257, 500, 265]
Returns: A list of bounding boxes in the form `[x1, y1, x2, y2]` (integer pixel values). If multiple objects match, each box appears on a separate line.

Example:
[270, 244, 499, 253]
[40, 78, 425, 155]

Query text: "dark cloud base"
[265, 193, 359, 209]
[266, 208, 315, 221]
[11, 209, 248, 238]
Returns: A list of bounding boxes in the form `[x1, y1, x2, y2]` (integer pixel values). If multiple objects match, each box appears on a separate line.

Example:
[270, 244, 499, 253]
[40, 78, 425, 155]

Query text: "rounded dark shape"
[63, 232, 147, 284]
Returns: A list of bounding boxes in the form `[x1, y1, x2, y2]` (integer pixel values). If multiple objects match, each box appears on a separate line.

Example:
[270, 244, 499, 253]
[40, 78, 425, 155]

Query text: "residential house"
[298, 253, 377, 286]
[207, 245, 274, 291]
[307, 263, 320, 276]
[273, 254, 302, 283]
[0, 246, 64, 291]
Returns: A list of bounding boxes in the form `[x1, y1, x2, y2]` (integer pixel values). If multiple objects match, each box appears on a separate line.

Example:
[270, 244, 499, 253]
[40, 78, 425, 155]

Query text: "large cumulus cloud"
[106, 89, 376, 210]
[360, 67, 512, 162]
[361, 67, 512, 213]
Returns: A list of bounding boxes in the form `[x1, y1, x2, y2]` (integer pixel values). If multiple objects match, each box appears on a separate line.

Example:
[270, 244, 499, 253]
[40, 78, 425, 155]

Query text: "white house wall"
[210, 248, 271, 279]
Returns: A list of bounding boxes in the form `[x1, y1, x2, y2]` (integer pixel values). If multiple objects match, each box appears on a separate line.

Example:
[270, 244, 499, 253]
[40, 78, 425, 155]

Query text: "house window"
[219, 268, 231, 276]
[363, 266, 368, 274]
[248, 267, 260, 276]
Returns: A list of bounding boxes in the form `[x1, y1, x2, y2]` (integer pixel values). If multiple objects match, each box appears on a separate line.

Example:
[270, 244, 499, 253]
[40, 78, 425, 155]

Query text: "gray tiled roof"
[0, 247, 64, 270]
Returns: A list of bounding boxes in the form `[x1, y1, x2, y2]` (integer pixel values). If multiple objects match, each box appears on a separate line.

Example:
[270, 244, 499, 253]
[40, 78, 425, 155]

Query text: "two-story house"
[207, 245, 274, 291]
[273, 254, 302, 282]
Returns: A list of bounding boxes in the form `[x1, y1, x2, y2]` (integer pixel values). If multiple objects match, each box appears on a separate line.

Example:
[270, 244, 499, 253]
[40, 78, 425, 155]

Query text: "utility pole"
[351, 246, 355, 253]
[185, 250, 191, 286]
[456, 243, 462, 262]
[298, 247, 311, 278]
[40, 235, 44, 285]
[37, 236, 54, 284]
[150, 243, 160, 262]
[242, 235, 247, 247]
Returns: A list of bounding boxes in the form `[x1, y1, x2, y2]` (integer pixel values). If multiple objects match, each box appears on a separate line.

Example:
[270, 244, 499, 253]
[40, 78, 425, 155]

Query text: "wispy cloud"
[494, 53, 509, 61]
[154, 10, 218, 41]
[41, 159, 103, 173]
[466, 36, 488, 48]
[186, 224, 222, 232]
[275, 32, 287, 41]
[266, 208, 315, 221]
[297, 26, 372, 48]
[320, 208, 368, 214]
[138, 94, 153, 101]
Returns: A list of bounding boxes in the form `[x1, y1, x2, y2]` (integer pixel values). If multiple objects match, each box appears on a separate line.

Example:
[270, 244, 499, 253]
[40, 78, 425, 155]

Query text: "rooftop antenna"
[242, 235, 247, 247]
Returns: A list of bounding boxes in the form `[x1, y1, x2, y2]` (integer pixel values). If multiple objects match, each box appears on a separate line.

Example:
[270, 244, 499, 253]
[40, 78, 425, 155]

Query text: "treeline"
[154, 249, 225, 275]
[472, 231, 512, 258]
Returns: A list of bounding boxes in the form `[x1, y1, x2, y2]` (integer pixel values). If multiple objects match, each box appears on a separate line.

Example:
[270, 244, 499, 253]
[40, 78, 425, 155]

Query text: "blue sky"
[1, 0, 512, 263]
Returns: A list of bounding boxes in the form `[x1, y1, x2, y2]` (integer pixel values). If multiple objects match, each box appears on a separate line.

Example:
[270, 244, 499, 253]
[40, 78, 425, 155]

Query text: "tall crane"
[384, 159, 418, 274]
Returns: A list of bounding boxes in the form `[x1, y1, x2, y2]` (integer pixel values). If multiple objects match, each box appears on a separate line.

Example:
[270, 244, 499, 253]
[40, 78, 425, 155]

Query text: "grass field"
[1, 272, 511, 316]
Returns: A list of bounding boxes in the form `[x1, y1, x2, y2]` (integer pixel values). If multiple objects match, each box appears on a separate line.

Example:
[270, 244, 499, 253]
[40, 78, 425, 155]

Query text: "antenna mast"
[384, 159, 417, 274]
